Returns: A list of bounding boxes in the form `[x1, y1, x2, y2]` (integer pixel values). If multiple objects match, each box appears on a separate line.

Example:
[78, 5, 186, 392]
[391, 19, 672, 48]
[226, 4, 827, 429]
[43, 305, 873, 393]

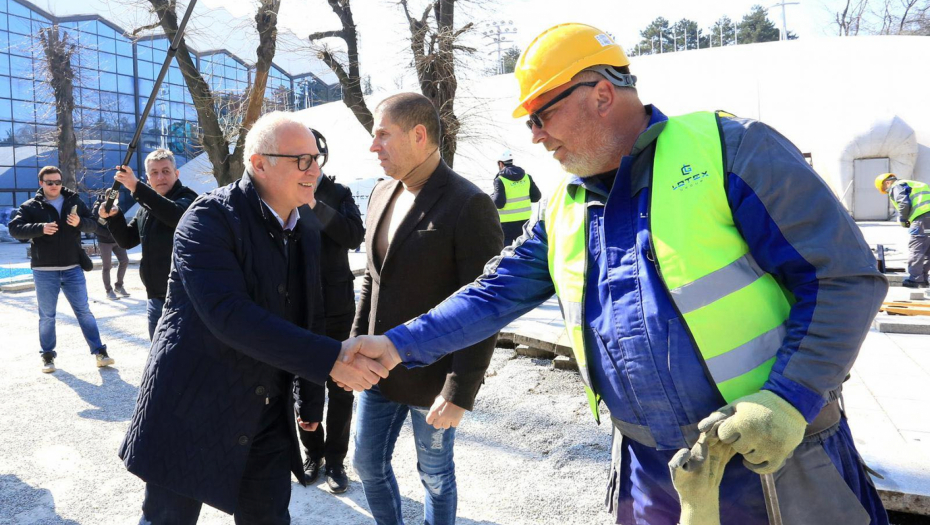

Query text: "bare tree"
[835, 0, 870, 35]
[144, 0, 281, 186]
[38, 26, 80, 190]
[308, 0, 374, 133]
[400, 0, 474, 168]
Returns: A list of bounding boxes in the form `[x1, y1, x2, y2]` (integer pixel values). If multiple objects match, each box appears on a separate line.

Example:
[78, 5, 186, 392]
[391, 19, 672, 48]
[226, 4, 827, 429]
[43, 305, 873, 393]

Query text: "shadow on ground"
[51, 367, 138, 421]
[0, 474, 80, 523]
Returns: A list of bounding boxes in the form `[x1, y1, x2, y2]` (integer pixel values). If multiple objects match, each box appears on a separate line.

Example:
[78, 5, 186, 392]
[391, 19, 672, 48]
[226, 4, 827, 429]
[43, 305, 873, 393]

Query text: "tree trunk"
[39, 27, 79, 190]
[400, 0, 472, 168]
[309, 0, 374, 133]
[148, 0, 280, 186]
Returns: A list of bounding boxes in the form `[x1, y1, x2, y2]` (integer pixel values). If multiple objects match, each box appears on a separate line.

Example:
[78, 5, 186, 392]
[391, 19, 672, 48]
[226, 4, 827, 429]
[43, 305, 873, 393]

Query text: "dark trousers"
[98, 242, 128, 292]
[501, 221, 526, 247]
[147, 298, 165, 341]
[298, 315, 354, 467]
[139, 397, 293, 525]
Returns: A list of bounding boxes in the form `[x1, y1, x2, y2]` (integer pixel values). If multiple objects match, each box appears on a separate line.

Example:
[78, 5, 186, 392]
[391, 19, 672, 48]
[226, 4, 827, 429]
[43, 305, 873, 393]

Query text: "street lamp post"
[482, 21, 518, 75]
[769, 1, 800, 40]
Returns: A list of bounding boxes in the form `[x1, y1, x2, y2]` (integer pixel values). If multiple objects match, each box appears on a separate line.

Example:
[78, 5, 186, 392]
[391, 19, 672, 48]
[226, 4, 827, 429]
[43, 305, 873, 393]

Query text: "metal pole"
[760, 473, 784, 525]
[100, 0, 199, 219]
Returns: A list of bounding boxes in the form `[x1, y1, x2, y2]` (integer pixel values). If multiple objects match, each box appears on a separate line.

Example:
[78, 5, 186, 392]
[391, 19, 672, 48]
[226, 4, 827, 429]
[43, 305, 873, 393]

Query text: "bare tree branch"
[308, 0, 373, 133]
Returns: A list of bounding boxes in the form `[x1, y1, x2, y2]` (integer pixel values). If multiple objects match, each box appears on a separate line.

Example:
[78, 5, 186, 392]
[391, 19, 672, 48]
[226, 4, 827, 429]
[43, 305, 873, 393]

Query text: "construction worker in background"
[342, 23, 890, 525]
[491, 150, 541, 245]
[876, 173, 930, 288]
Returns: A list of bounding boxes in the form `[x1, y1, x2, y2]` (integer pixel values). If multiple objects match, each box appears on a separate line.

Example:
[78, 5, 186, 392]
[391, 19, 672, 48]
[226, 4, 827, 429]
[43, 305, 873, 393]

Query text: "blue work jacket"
[387, 106, 887, 451]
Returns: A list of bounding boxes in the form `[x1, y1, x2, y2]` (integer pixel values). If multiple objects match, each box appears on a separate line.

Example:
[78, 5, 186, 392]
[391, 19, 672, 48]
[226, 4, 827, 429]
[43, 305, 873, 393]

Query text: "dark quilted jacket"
[118, 173, 341, 514]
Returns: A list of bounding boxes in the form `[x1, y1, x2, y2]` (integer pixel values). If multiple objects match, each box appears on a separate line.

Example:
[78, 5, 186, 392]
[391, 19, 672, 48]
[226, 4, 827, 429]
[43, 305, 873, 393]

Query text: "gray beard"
[560, 133, 622, 178]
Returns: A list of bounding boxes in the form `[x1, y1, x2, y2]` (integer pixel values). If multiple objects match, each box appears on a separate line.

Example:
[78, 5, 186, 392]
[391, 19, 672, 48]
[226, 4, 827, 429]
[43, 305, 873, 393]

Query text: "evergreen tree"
[502, 46, 521, 74]
[672, 18, 702, 50]
[637, 17, 672, 55]
[738, 5, 781, 43]
[708, 16, 736, 46]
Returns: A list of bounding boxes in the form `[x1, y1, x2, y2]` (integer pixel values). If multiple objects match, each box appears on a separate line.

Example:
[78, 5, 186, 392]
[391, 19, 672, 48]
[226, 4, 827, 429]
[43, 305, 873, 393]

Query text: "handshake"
[328, 335, 404, 391]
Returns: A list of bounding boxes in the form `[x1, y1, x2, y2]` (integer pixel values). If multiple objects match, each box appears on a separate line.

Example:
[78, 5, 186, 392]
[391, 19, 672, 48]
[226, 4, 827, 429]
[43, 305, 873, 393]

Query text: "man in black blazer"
[351, 92, 503, 525]
[295, 172, 364, 493]
[118, 113, 387, 523]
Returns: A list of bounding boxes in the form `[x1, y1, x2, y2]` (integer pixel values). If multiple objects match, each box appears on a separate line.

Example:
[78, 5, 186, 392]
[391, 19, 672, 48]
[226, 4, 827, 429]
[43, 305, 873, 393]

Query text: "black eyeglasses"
[525, 81, 600, 131]
[261, 153, 321, 171]
[42, 180, 63, 186]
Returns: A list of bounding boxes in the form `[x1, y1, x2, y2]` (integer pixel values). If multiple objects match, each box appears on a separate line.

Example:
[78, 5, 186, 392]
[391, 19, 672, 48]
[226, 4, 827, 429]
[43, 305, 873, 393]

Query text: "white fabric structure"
[836, 115, 918, 220]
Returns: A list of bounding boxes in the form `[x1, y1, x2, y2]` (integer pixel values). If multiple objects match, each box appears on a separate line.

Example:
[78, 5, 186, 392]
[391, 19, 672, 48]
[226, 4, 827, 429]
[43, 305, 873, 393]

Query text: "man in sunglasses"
[10, 165, 112, 373]
[343, 23, 889, 525]
[97, 148, 198, 339]
[119, 112, 389, 523]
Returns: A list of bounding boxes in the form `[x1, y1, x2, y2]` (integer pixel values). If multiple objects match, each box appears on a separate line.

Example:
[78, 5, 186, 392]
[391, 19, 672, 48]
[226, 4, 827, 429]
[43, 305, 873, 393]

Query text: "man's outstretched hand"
[329, 341, 390, 392]
[342, 335, 403, 370]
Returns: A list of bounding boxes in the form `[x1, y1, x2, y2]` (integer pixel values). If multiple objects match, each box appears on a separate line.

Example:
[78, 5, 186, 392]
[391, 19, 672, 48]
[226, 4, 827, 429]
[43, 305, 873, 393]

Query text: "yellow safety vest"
[890, 180, 930, 222]
[498, 173, 533, 223]
[545, 111, 792, 421]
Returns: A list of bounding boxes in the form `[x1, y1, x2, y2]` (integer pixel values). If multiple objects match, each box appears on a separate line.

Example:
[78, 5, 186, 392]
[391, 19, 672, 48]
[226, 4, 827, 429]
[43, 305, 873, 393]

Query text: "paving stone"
[552, 355, 577, 371]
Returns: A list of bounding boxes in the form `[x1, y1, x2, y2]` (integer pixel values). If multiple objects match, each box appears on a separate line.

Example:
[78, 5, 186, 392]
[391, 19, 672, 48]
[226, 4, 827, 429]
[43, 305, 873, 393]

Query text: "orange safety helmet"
[512, 23, 631, 118]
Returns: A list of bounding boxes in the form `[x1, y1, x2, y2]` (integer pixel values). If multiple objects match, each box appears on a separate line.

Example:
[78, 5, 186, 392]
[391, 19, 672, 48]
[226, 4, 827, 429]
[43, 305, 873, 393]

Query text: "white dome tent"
[836, 115, 918, 220]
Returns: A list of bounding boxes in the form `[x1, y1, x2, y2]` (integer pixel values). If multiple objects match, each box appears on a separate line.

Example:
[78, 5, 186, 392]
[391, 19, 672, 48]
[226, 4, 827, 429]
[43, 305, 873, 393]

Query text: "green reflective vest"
[498, 173, 533, 223]
[545, 111, 792, 422]
[890, 179, 930, 222]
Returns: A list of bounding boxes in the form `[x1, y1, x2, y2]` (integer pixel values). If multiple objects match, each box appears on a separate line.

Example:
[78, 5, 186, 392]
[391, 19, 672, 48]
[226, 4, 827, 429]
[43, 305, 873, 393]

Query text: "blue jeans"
[33, 267, 105, 357]
[354, 387, 457, 525]
[147, 298, 165, 341]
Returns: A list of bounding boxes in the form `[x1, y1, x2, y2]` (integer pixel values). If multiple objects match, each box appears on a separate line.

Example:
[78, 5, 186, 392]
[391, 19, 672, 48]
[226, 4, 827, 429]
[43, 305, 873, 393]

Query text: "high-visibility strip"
[914, 199, 930, 211]
[561, 300, 583, 326]
[507, 195, 531, 203]
[500, 207, 533, 215]
[705, 323, 786, 383]
[669, 253, 766, 315]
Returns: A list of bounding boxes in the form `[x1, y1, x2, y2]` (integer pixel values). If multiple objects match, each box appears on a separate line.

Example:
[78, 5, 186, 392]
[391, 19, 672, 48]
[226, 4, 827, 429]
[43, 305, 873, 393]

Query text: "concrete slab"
[873, 313, 930, 335]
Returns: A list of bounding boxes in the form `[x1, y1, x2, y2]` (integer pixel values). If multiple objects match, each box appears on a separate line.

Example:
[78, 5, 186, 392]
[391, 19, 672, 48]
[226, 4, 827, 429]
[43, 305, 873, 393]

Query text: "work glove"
[901, 220, 911, 228]
[669, 422, 736, 525]
[698, 390, 806, 475]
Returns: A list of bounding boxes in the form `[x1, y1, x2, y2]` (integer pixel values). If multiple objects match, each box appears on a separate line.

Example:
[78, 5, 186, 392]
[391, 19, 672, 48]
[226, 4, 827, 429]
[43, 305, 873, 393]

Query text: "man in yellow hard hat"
[876, 172, 930, 288]
[343, 23, 889, 525]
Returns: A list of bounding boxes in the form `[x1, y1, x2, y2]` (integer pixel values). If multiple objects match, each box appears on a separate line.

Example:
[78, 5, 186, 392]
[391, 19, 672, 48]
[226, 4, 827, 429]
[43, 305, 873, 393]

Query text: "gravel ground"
[0, 271, 614, 524]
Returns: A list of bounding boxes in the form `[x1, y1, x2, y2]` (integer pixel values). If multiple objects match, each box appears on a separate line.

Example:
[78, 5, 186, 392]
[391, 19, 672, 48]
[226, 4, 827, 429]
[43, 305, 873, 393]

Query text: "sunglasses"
[261, 153, 321, 171]
[525, 81, 600, 131]
[42, 180, 63, 186]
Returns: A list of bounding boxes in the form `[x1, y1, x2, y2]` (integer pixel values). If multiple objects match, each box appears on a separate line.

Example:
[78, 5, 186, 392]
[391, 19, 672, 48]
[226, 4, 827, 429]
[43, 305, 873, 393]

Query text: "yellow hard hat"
[875, 173, 896, 193]
[513, 23, 631, 118]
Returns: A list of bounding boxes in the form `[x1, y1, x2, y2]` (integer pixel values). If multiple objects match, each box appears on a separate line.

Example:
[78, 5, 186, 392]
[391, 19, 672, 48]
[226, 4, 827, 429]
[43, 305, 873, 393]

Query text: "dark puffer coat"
[118, 173, 341, 514]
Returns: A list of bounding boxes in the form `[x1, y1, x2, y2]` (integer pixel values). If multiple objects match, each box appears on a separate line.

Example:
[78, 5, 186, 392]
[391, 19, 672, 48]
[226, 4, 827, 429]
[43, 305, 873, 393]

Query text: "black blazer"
[351, 160, 504, 410]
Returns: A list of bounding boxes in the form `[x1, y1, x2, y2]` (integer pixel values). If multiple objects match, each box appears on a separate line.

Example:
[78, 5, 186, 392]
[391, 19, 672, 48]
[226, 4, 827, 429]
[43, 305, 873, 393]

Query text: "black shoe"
[303, 457, 322, 484]
[902, 279, 922, 289]
[41, 353, 55, 374]
[325, 464, 349, 494]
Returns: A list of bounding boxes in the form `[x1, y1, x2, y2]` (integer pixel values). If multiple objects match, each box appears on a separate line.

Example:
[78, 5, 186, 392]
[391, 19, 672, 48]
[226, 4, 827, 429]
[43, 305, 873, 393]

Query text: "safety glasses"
[525, 81, 599, 131]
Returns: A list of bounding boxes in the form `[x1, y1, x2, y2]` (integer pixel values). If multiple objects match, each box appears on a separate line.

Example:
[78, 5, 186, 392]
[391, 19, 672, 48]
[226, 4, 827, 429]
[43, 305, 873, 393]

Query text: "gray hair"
[144, 148, 177, 171]
[244, 111, 308, 167]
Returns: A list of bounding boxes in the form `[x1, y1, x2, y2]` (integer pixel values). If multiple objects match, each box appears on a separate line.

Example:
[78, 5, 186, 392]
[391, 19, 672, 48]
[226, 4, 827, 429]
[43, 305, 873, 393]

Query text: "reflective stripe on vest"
[545, 111, 792, 422]
[499, 173, 533, 222]
[891, 180, 930, 222]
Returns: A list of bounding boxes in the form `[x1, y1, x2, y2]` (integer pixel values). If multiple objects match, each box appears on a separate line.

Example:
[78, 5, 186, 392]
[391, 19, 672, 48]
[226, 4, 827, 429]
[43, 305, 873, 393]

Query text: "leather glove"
[669, 423, 736, 525]
[698, 390, 806, 475]
[901, 221, 911, 228]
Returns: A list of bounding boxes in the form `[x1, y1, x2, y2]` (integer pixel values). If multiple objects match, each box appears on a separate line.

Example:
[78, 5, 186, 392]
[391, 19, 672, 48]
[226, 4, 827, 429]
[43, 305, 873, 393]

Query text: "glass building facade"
[0, 0, 340, 208]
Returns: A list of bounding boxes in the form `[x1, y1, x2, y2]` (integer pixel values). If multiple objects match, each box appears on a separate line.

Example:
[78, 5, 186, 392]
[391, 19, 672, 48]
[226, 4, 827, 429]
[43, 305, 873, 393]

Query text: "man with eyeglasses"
[97, 148, 198, 339]
[9, 165, 112, 373]
[119, 112, 389, 523]
[342, 23, 889, 525]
